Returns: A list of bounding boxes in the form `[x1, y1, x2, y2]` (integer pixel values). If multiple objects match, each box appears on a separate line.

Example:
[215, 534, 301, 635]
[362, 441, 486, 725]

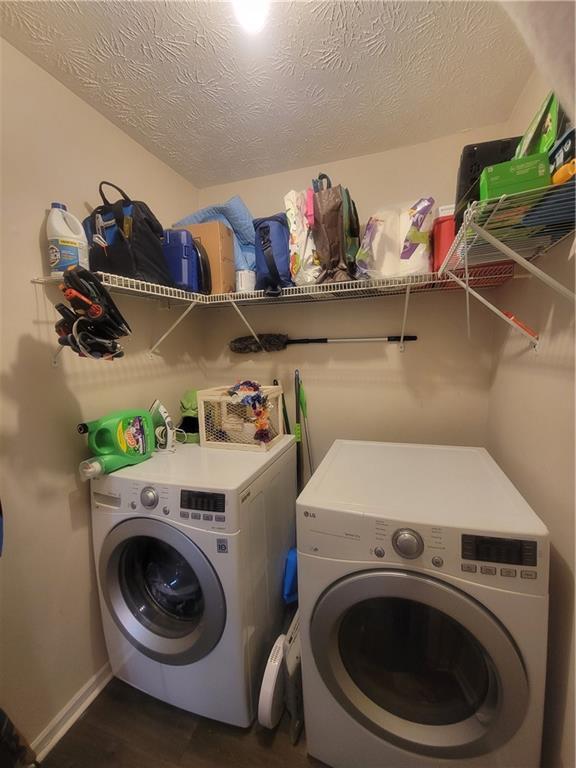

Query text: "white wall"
[486, 71, 575, 768]
[199, 120, 518, 217]
[0, 40, 203, 743]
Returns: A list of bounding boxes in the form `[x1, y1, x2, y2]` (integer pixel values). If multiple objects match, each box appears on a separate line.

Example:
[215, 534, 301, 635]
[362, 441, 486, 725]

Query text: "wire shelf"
[440, 180, 576, 273]
[32, 264, 515, 308]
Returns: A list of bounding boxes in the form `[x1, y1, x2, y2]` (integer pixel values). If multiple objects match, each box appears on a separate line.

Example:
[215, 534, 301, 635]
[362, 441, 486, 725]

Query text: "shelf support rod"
[149, 301, 197, 355]
[229, 300, 265, 351]
[446, 270, 538, 348]
[52, 345, 64, 367]
[468, 221, 575, 303]
[463, 210, 472, 340]
[399, 285, 411, 352]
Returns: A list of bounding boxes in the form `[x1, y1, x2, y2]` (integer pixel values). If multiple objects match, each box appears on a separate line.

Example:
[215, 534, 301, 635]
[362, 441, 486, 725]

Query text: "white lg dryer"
[91, 436, 295, 727]
[297, 440, 549, 768]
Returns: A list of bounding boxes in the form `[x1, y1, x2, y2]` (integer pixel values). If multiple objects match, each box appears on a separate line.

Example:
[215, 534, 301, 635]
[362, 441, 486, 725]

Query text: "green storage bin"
[480, 153, 551, 200]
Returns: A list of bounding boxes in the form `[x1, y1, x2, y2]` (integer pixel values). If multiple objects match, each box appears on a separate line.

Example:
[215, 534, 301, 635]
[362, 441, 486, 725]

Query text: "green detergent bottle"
[77, 409, 155, 481]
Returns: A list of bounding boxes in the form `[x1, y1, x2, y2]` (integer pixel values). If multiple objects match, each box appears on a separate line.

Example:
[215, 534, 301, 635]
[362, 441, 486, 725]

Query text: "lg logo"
[303, 510, 316, 519]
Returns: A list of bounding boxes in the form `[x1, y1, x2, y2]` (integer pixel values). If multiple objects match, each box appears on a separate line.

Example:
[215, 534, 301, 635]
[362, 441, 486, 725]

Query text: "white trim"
[31, 662, 112, 761]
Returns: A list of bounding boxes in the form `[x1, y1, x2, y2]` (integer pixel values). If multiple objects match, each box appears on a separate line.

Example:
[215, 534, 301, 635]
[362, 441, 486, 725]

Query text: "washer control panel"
[91, 476, 231, 532]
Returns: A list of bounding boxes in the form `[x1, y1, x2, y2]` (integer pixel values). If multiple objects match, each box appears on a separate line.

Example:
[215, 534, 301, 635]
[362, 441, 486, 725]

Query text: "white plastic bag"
[398, 197, 435, 275]
[356, 198, 435, 278]
[284, 190, 321, 285]
[356, 211, 400, 279]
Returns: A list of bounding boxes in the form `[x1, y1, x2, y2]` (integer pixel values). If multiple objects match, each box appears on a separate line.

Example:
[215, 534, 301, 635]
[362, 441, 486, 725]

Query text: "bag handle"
[312, 173, 332, 193]
[258, 224, 282, 297]
[99, 181, 132, 206]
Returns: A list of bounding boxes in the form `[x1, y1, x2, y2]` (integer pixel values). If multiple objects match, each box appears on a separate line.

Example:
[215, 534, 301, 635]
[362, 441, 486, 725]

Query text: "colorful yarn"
[227, 380, 273, 443]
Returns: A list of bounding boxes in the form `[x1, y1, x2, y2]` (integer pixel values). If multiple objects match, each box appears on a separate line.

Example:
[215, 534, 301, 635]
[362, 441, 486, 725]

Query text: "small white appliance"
[91, 436, 296, 727]
[258, 611, 304, 743]
[297, 440, 549, 768]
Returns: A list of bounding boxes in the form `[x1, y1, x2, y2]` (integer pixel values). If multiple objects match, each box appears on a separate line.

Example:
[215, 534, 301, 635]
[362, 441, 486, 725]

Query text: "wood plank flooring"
[43, 678, 320, 768]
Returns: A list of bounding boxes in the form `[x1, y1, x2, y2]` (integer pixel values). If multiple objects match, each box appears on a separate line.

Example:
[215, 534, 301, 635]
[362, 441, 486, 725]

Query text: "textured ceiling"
[1, 1, 533, 187]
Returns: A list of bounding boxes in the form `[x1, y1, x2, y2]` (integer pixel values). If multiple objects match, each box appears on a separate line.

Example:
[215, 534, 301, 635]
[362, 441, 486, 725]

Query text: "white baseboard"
[31, 662, 112, 761]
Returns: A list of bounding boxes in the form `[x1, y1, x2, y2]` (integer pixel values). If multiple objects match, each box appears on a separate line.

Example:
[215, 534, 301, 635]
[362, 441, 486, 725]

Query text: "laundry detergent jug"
[47, 202, 89, 276]
[77, 409, 154, 480]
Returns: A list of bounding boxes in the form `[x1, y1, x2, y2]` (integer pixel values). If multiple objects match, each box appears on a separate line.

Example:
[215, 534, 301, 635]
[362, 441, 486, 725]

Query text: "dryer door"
[310, 570, 528, 759]
[100, 518, 226, 665]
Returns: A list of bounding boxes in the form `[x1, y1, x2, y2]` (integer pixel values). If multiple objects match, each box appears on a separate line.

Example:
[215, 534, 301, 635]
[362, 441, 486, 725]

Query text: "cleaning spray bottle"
[77, 409, 155, 481]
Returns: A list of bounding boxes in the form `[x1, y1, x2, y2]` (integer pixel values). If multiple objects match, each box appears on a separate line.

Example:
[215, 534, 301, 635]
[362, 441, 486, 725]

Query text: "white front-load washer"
[91, 436, 295, 727]
[297, 440, 549, 768]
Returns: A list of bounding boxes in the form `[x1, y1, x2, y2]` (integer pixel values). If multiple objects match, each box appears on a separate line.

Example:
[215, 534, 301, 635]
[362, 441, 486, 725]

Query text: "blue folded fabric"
[174, 196, 256, 271]
[282, 547, 298, 605]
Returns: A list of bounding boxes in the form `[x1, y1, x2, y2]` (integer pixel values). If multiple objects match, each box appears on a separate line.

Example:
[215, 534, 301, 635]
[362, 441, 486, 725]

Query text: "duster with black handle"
[230, 333, 417, 353]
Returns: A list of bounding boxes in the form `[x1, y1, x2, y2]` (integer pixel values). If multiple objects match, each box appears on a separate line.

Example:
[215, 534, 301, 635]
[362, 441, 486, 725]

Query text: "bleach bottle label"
[48, 238, 81, 271]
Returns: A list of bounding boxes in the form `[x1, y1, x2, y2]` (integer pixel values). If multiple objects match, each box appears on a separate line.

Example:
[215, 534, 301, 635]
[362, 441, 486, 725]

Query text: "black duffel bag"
[83, 181, 173, 286]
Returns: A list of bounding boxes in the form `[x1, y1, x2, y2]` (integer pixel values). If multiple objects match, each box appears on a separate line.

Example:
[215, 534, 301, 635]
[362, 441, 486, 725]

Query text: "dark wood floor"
[43, 678, 319, 768]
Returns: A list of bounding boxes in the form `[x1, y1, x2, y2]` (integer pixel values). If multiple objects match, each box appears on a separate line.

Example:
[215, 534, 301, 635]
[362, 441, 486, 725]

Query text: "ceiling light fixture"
[232, 0, 270, 34]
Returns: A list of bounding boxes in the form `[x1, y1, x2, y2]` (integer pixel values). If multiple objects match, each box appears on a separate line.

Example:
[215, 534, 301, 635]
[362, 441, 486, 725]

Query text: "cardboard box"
[184, 222, 235, 294]
[480, 153, 551, 200]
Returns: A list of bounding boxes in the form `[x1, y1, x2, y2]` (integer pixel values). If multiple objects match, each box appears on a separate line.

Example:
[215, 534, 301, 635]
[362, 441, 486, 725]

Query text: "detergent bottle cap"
[79, 458, 103, 481]
[51, 202, 68, 210]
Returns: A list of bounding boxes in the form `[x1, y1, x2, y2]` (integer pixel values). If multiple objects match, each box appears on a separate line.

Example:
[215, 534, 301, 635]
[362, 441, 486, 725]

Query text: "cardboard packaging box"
[480, 153, 551, 200]
[184, 222, 235, 294]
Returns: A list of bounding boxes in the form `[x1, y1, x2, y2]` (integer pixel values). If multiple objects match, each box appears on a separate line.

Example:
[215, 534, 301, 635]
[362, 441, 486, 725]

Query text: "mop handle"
[286, 336, 417, 344]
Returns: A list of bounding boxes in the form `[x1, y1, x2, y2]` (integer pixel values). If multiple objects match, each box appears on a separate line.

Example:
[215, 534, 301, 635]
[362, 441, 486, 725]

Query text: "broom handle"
[286, 336, 417, 344]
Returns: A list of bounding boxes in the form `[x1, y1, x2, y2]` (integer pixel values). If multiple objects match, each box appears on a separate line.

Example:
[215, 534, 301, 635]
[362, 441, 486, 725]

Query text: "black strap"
[111, 200, 126, 235]
[194, 239, 212, 294]
[258, 224, 282, 297]
[99, 181, 131, 206]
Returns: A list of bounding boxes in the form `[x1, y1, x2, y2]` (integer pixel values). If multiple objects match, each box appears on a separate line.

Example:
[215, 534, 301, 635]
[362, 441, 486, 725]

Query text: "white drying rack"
[439, 182, 575, 348]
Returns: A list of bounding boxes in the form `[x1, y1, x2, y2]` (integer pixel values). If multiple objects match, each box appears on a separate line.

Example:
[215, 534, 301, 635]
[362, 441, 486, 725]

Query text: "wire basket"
[197, 384, 284, 451]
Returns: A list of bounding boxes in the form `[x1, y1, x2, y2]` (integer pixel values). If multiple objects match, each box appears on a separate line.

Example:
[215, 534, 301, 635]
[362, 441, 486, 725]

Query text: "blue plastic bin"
[163, 229, 200, 292]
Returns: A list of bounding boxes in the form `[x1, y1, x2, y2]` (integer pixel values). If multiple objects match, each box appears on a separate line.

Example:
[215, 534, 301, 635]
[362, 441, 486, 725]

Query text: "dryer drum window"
[310, 570, 529, 758]
[338, 597, 491, 726]
[119, 537, 204, 638]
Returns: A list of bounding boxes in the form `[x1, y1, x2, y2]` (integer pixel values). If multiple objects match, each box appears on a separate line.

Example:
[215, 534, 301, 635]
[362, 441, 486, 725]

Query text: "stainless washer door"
[100, 518, 226, 666]
[310, 570, 528, 759]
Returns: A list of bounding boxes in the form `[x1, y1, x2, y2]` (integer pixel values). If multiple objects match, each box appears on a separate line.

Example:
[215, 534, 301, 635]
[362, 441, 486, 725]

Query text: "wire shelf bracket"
[447, 270, 538, 349]
[148, 301, 198, 355]
[228, 299, 266, 351]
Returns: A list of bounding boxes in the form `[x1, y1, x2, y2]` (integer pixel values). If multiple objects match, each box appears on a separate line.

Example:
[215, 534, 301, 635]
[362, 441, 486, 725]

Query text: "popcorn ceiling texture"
[1, 0, 533, 187]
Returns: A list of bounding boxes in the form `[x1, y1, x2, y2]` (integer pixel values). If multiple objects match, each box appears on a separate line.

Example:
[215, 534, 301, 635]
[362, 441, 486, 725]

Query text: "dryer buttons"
[140, 487, 159, 509]
[374, 546, 385, 559]
[392, 529, 424, 559]
[431, 556, 444, 568]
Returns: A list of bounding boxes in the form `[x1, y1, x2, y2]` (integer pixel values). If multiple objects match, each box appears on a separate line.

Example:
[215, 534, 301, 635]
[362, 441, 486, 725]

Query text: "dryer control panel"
[296, 504, 549, 596]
